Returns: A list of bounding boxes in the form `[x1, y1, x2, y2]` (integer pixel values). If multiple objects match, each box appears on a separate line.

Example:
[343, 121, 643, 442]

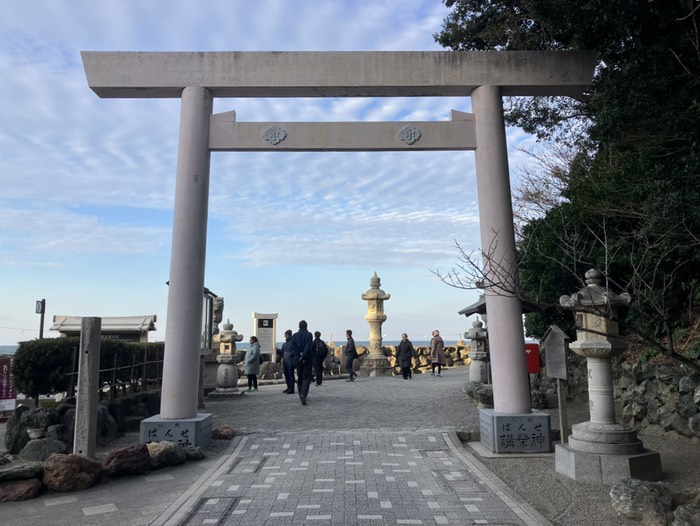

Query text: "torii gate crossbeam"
[82, 51, 595, 448]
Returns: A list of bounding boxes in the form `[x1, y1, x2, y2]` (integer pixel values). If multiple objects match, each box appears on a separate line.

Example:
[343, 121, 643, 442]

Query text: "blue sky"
[0, 0, 538, 345]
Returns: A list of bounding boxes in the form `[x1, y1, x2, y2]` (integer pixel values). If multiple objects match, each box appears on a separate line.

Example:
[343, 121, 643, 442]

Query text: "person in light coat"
[244, 336, 261, 391]
[430, 329, 446, 377]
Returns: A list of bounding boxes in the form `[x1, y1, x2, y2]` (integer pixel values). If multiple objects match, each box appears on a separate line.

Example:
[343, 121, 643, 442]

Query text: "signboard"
[542, 325, 570, 380]
[0, 357, 16, 411]
[252, 312, 278, 356]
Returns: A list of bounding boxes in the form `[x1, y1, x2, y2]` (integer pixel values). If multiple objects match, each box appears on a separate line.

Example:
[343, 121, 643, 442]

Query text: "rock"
[20, 408, 60, 430]
[42, 453, 102, 492]
[610, 478, 673, 524]
[0, 461, 43, 482]
[18, 437, 68, 462]
[96, 405, 119, 444]
[4, 405, 32, 454]
[183, 446, 206, 461]
[212, 425, 235, 440]
[0, 478, 42, 502]
[147, 441, 186, 470]
[46, 424, 70, 443]
[101, 444, 150, 477]
[673, 504, 700, 526]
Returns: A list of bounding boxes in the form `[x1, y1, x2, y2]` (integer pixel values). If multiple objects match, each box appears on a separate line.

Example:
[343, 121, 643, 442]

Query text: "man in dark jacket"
[280, 329, 294, 394]
[396, 333, 417, 380]
[344, 329, 358, 382]
[312, 331, 329, 387]
[291, 320, 313, 405]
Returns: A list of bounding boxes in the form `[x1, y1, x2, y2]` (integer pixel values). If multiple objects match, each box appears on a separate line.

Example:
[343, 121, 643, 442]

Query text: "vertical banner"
[0, 357, 16, 411]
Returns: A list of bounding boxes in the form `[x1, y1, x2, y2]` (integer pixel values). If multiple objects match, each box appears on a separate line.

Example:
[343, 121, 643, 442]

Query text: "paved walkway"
[0, 366, 552, 525]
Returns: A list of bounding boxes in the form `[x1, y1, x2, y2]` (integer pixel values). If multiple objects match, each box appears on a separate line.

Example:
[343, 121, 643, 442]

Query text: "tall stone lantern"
[208, 320, 244, 398]
[465, 318, 490, 383]
[556, 269, 661, 484]
[359, 272, 392, 377]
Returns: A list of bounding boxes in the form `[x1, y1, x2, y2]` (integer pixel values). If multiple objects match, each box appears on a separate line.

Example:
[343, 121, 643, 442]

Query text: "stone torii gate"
[82, 51, 595, 449]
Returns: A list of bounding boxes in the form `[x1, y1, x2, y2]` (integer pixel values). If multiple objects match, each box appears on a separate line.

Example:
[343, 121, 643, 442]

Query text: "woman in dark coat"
[396, 333, 416, 380]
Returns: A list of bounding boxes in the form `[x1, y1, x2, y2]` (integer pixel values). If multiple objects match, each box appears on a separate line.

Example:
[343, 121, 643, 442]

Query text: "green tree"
[435, 0, 700, 368]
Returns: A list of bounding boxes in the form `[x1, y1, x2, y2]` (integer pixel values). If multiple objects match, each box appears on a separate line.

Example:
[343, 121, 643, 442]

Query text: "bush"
[12, 338, 76, 402]
[12, 338, 165, 402]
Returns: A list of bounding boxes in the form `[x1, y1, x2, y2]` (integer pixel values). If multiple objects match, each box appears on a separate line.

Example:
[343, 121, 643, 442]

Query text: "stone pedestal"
[479, 408, 552, 453]
[359, 356, 393, 377]
[140, 413, 212, 448]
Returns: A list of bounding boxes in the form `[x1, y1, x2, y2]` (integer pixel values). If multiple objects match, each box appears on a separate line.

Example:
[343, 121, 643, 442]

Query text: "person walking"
[280, 329, 295, 394]
[312, 331, 329, 386]
[291, 320, 314, 405]
[396, 333, 417, 380]
[430, 329, 446, 377]
[344, 329, 358, 382]
[244, 335, 261, 391]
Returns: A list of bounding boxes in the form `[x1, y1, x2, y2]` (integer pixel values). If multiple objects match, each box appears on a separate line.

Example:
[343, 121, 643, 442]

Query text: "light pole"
[35, 299, 46, 339]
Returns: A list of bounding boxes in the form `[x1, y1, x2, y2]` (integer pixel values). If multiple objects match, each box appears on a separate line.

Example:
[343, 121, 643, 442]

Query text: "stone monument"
[556, 269, 662, 484]
[359, 272, 392, 377]
[465, 318, 490, 384]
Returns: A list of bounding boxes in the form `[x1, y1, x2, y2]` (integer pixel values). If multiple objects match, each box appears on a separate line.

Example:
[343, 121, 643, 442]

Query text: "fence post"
[73, 317, 101, 457]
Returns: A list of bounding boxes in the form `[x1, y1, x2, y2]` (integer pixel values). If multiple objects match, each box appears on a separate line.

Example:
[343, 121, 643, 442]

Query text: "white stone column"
[161, 86, 213, 419]
[471, 85, 530, 414]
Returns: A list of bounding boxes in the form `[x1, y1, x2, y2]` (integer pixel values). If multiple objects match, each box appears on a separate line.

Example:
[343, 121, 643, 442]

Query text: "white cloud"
[0, 0, 535, 345]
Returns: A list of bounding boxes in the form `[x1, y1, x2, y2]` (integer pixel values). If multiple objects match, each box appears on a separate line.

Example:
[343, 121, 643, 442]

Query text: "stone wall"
[4, 392, 161, 459]
[615, 362, 700, 438]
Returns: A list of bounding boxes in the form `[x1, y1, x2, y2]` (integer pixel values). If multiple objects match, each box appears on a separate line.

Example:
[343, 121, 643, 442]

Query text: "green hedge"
[12, 338, 165, 400]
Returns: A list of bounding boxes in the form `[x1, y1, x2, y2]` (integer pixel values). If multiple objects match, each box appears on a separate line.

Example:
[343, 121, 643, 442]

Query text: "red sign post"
[525, 342, 541, 374]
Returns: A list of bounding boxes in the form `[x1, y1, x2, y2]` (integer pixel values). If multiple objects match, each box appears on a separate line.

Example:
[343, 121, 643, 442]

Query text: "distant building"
[50, 315, 157, 342]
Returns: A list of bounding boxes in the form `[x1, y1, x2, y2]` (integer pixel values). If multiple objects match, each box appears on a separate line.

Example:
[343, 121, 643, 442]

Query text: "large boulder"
[42, 453, 102, 492]
[3, 405, 32, 454]
[18, 437, 68, 462]
[0, 478, 42, 502]
[212, 425, 235, 440]
[101, 443, 150, 477]
[0, 461, 42, 482]
[147, 441, 186, 470]
[610, 478, 673, 525]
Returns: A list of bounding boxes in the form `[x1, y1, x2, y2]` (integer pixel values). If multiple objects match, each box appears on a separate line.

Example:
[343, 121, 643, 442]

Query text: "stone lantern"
[555, 269, 661, 484]
[208, 320, 244, 398]
[465, 318, 490, 383]
[359, 272, 392, 376]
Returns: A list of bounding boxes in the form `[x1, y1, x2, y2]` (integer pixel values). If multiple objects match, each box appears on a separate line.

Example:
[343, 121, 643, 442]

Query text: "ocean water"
[0, 340, 467, 355]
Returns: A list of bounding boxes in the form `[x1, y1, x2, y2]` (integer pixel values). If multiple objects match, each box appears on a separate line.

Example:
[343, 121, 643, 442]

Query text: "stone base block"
[140, 413, 212, 448]
[555, 443, 662, 485]
[358, 357, 393, 377]
[479, 408, 552, 454]
[207, 388, 244, 399]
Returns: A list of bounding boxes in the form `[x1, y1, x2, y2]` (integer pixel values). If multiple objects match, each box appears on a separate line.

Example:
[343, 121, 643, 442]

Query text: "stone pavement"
[5, 365, 695, 525]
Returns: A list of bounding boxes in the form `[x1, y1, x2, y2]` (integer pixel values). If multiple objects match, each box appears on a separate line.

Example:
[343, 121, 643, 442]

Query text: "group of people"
[395, 329, 446, 379]
[243, 324, 448, 404]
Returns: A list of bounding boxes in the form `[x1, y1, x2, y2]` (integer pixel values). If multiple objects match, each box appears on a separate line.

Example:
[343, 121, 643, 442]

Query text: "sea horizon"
[0, 339, 467, 355]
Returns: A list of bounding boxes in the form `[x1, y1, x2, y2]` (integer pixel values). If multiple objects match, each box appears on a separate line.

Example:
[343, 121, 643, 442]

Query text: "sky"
[0, 0, 539, 346]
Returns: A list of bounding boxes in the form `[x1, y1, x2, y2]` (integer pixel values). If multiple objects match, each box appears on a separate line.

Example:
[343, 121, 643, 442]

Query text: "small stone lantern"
[465, 318, 489, 383]
[555, 269, 661, 484]
[359, 272, 392, 376]
[208, 320, 244, 398]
